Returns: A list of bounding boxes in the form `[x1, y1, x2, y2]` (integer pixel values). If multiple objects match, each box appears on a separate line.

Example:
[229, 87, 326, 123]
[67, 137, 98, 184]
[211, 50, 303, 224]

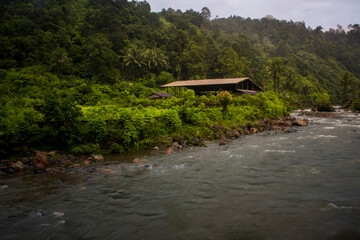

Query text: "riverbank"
[0, 116, 309, 175]
[1, 108, 359, 240]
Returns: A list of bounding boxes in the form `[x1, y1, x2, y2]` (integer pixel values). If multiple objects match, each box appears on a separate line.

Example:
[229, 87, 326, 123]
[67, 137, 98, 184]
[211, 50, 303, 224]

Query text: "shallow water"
[1, 110, 360, 240]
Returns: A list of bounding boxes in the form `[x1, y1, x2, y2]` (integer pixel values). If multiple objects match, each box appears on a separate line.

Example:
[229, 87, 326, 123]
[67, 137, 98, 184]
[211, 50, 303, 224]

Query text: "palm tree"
[51, 48, 72, 77]
[143, 48, 168, 76]
[123, 45, 144, 81]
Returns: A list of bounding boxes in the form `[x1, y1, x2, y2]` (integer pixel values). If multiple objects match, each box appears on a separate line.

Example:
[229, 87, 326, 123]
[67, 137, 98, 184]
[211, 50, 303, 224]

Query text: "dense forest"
[0, 0, 359, 156]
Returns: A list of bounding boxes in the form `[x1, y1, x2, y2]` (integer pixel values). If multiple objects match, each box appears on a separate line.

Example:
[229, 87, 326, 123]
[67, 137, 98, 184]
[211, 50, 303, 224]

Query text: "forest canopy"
[0, 0, 359, 155]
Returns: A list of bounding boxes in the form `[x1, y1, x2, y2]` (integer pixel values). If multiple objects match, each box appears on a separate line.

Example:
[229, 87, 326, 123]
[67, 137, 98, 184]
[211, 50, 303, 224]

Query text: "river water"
[1, 109, 360, 240]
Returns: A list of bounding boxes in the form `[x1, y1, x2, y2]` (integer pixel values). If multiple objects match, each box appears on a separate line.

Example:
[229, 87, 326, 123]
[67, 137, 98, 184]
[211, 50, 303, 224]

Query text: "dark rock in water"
[34, 151, 49, 170]
[219, 141, 226, 146]
[285, 128, 298, 133]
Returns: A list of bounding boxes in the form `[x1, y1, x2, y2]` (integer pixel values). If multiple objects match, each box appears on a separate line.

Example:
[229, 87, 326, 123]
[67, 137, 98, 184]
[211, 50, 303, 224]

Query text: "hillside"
[0, 0, 359, 155]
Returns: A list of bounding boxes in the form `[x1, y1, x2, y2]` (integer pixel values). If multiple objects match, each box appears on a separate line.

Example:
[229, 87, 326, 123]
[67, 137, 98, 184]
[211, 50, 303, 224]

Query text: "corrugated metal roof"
[161, 78, 249, 87]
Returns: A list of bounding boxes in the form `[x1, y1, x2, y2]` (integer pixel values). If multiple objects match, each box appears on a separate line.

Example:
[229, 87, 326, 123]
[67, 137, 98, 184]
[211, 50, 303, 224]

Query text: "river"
[1, 109, 359, 240]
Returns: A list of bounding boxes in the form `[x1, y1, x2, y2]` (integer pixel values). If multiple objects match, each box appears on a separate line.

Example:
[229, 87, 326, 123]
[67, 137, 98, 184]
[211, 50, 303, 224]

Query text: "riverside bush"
[0, 76, 290, 156]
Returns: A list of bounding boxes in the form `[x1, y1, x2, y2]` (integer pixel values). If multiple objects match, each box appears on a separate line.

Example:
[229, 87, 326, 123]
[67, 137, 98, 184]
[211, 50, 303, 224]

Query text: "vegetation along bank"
[1, 0, 359, 169]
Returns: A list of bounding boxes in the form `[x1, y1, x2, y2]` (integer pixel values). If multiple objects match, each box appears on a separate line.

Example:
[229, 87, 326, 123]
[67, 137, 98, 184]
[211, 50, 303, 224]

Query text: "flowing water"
[1, 109, 360, 240]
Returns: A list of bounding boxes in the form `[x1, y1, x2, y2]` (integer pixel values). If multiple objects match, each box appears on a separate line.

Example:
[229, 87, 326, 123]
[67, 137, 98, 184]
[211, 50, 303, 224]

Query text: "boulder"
[226, 130, 240, 139]
[258, 119, 269, 127]
[173, 142, 182, 149]
[250, 128, 258, 134]
[241, 130, 249, 135]
[293, 119, 308, 126]
[34, 151, 49, 170]
[88, 154, 104, 162]
[152, 146, 160, 151]
[219, 141, 226, 146]
[279, 120, 293, 126]
[10, 161, 25, 171]
[165, 146, 173, 155]
[272, 126, 283, 131]
[133, 158, 148, 163]
[48, 151, 57, 157]
[82, 160, 91, 166]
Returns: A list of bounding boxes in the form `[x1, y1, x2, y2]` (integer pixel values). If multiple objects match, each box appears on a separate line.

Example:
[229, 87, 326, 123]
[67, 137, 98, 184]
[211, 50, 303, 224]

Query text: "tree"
[143, 48, 168, 76]
[340, 71, 355, 102]
[216, 48, 249, 78]
[201, 7, 211, 20]
[50, 48, 72, 77]
[267, 58, 285, 92]
[123, 45, 144, 81]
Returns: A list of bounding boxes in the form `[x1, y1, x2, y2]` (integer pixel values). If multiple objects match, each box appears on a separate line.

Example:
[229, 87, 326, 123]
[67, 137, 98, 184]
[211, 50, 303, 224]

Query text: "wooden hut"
[147, 92, 175, 99]
[161, 78, 262, 95]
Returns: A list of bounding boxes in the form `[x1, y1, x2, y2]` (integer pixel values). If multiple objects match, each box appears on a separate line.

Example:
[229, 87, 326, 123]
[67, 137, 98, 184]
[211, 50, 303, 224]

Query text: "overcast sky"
[146, 0, 360, 31]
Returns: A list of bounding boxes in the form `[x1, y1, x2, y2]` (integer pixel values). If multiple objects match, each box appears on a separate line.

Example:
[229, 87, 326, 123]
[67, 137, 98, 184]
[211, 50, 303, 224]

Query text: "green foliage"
[217, 91, 232, 112]
[0, 0, 359, 156]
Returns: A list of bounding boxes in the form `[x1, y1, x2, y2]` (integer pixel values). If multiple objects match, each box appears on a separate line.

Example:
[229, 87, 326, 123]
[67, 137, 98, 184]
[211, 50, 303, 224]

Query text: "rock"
[49, 151, 57, 157]
[152, 146, 159, 151]
[285, 129, 298, 133]
[101, 169, 115, 174]
[279, 120, 293, 126]
[272, 126, 283, 131]
[173, 142, 182, 149]
[250, 127, 258, 134]
[82, 160, 91, 166]
[10, 161, 25, 171]
[219, 141, 226, 145]
[293, 119, 308, 126]
[165, 147, 173, 155]
[190, 138, 203, 146]
[21, 157, 31, 164]
[70, 164, 80, 168]
[258, 119, 269, 127]
[226, 130, 240, 139]
[34, 151, 49, 170]
[133, 158, 148, 163]
[88, 154, 104, 162]
[241, 130, 249, 135]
